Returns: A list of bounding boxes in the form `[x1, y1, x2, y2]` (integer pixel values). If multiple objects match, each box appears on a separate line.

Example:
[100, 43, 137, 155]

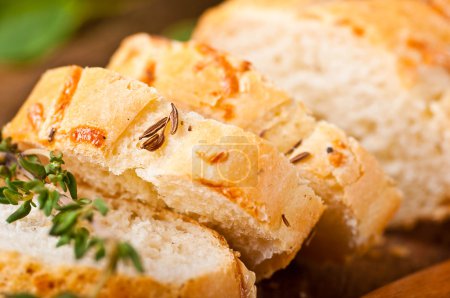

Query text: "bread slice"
[193, 0, 450, 226]
[107, 35, 401, 259]
[0, 188, 255, 298]
[4, 66, 323, 279]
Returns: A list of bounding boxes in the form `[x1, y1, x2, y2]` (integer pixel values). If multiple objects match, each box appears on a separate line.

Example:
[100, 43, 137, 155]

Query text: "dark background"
[0, 0, 221, 125]
[0, 1, 449, 297]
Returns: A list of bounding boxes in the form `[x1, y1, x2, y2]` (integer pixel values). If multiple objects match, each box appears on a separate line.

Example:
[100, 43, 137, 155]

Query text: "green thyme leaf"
[50, 210, 78, 235]
[10, 179, 26, 190]
[36, 188, 48, 209]
[9, 163, 17, 176]
[56, 203, 81, 212]
[0, 137, 17, 152]
[24, 179, 43, 191]
[83, 210, 94, 222]
[74, 227, 90, 259]
[6, 200, 32, 223]
[3, 188, 20, 205]
[0, 194, 9, 204]
[54, 292, 80, 298]
[5, 177, 18, 192]
[118, 242, 145, 273]
[5, 294, 38, 298]
[0, 187, 8, 204]
[50, 151, 64, 163]
[0, 165, 12, 179]
[56, 234, 71, 247]
[47, 173, 63, 190]
[94, 243, 106, 261]
[65, 171, 77, 200]
[44, 164, 58, 176]
[18, 155, 46, 179]
[44, 190, 59, 216]
[93, 198, 108, 216]
[77, 198, 91, 206]
[58, 175, 67, 192]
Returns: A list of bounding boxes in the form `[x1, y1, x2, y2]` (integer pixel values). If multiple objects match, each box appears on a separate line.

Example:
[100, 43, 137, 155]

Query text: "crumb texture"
[194, 0, 449, 225]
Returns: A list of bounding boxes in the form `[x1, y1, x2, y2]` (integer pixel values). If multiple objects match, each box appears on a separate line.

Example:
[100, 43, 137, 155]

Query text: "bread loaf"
[107, 35, 401, 258]
[194, 0, 449, 226]
[0, 189, 255, 298]
[4, 66, 324, 278]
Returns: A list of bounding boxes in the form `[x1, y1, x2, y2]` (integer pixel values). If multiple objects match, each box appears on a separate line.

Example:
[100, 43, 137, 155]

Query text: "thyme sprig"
[0, 135, 144, 297]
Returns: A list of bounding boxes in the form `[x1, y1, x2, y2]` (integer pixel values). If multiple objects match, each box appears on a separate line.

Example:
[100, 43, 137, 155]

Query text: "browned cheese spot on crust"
[141, 60, 156, 86]
[51, 67, 82, 126]
[195, 43, 241, 120]
[69, 126, 107, 148]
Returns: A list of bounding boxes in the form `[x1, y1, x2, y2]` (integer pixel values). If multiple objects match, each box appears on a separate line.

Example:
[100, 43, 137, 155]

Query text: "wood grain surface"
[363, 260, 450, 298]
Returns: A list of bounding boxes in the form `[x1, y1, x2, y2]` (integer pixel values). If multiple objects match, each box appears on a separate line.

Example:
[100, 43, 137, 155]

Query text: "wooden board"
[258, 219, 450, 297]
[363, 260, 450, 298]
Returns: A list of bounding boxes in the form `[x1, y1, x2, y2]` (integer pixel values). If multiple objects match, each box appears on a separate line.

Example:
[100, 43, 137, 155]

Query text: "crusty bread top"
[4, 65, 322, 226]
[196, 0, 450, 79]
[4, 66, 155, 160]
[0, 252, 254, 298]
[108, 34, 402, 257]
[108, 34, 316, 154]
[4, 66, 324, 279]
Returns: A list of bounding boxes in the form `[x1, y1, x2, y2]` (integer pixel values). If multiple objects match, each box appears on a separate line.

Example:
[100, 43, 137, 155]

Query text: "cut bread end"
[0, 189, 256, 298]
[193, 0, 449, 227]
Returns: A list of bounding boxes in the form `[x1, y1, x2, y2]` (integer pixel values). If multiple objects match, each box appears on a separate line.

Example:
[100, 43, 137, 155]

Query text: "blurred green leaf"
[0, 0, 119, 64]
[162, 19, 197, 42]
[5, 294, 38, 298]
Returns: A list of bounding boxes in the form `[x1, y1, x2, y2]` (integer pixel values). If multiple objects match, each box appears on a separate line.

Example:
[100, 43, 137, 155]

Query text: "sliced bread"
[194, 0, 450, 226]
[0, 190, 255, 298]
[107, 35, 402, 258]
[3, 66, 324, 278]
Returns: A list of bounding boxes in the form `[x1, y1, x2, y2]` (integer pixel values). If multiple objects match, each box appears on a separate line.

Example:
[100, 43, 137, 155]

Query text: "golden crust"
[108, 34, 316, 153]
[4, 66, 324, 279]
[0, 251, 252, 298]
[195, 0, 450, 77]
[107, 34, 402, 256]
[289, 123, 402, 251]
[0, 194, 256, 298]
[0, 191, 256, 297]
[345, 138, 401, 242]
[303, 0, 450, 76]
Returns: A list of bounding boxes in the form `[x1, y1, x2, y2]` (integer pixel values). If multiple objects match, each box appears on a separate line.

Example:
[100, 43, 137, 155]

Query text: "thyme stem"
[0, 135, 144, 297]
